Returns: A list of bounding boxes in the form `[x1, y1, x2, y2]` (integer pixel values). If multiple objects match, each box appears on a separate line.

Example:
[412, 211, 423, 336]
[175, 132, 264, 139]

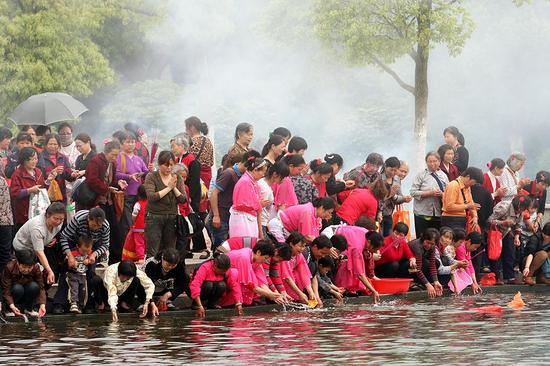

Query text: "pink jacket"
[189, 260, 242, 303]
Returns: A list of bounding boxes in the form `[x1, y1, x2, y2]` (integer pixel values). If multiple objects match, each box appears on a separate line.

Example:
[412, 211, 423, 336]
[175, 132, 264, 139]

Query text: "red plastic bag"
[487, 228, 503, 261]
[479, 272, 497, 286]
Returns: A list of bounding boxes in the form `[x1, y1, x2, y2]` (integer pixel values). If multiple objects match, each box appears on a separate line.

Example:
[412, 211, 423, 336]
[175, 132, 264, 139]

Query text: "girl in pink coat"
[219, 242, 285, 306]
[280, 232, 315, 303]
[334, 226, 380, 303]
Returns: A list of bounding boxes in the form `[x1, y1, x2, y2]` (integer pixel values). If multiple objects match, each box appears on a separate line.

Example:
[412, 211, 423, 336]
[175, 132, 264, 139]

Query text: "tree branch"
[370, 55, 415, 95]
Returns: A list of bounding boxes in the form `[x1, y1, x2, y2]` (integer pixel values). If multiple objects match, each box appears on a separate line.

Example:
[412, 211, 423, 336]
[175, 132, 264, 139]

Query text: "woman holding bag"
[10, 147, 56, 232]
[37, 134, 77, 203]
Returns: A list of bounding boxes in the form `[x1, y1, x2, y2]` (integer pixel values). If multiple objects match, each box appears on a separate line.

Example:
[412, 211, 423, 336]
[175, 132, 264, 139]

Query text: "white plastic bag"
[28, 188, 51, 219]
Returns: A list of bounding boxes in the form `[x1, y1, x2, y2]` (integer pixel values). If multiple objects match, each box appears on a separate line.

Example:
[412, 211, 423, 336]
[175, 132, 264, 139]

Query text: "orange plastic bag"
[393, 205, 411, 240]
[48, 180, 64, 202]
[487, 227, 503, 261]
[112, 191, 125, 222]
[507, 292, 525, 310]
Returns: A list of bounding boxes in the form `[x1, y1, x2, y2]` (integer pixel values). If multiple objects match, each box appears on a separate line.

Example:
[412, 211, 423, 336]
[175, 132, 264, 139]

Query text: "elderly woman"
[410, 151, 449, 236]
[144, 151, 187, 258]
[500, 152, 530, 203]
[37, 134, 77, 202]
[57, 122, 79, 168]
[171, 133, 201, 213]
[10, 147, 56, 231]
[224, 123, 254, 170]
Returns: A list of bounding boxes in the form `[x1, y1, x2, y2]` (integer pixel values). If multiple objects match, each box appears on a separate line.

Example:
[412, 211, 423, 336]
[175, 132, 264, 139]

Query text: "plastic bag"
[487, 228, 503, 261]
[48, 180, 64, 202]
[392, 205, 411, 240]
[29, 188, 51, 219]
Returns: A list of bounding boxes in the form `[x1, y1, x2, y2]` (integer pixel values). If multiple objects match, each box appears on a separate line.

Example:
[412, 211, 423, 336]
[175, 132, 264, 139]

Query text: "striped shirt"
[60, 210, 110, 256]
[263, 260, 285, 293]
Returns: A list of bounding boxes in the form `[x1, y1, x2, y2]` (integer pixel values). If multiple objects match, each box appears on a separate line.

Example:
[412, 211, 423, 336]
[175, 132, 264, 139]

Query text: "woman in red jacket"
[437, 144, 459, 182]
[336, 180, 387, 225]
[85, 140, 128, 263]
[10, 147, 56, 230]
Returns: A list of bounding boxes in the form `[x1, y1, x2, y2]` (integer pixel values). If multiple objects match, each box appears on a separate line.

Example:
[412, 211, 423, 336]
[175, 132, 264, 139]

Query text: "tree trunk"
[414, 0, 432, 172]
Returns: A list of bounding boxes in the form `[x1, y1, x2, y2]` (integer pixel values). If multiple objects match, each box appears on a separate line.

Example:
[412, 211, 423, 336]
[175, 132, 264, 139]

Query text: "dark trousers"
[0, 225, 13, 272]
[201, 281, 227, 308]
[54, 265, 101, 308]
[101, 203, 122, 264]
[382, 215, 394, 237]
[414, 215, 441, 238]
[440, 216, 467, 230]
[67, 272, 88, 306]
[501, 232, 516, 281]
[375, 260, 410, 278]
[11, 282, 39, 311]
[145, 213, 177, 258]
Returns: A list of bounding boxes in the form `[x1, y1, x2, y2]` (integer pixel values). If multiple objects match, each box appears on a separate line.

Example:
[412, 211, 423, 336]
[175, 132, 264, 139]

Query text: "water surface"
[1, 293, 548, 365]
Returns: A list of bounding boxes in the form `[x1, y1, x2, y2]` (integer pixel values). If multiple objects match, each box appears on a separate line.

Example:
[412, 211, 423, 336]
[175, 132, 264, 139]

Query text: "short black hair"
[118, 260, 137, 278]
[287, 136, 308, 153]
[318, 256, 335, 269]
[16, 132, 33, 144]
[461, 167, 484, 185]
[46, 202, 66, 217]
[421, 228, 441, 244]
[366, 231, 384, 250]
[161, 248, 181, 264]
[311, 235, 332, 250]
[253, 240, 275, 256]
[57, 122, 73, 133]
[330, 234, 348, 252]
[453, 228, 467, 242]
[88, 207, 106, 222]
[394, 222, 409, 236]
[466, 231, 483, 245]
[18, 147, 37, 165]
[286, 231, 305, 245]
[214, 253, 231, 270]
[15, 249, 37, 265]
[78, 235, 93, 248]
[275, 244, 292, 261]
[0, 127, 13, 141]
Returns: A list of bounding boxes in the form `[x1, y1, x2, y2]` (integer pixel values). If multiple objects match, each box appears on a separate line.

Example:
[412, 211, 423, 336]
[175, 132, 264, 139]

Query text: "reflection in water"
[0, 293, 549, 365]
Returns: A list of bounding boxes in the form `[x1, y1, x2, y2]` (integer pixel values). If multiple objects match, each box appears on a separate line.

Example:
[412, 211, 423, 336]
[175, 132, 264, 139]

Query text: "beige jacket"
[103, 262, 155, 311]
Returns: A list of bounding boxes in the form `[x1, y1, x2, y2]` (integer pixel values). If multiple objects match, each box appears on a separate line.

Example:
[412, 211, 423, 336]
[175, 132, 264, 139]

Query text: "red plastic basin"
[371, 278, 412, 294]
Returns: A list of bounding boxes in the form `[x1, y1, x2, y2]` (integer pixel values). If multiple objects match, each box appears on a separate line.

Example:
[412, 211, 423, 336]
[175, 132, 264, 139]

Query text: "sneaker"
[4, 311, 15, 317]
[52, 304, 65, 315]
[24, 309, 39, 317]
[70, 303, 81, 314]
[166, 300, 176, 310]
[199, 250, 211, 260]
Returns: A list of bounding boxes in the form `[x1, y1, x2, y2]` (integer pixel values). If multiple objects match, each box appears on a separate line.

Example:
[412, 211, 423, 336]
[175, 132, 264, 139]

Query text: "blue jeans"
[208, 217, 229, 251]
[11, 282, 39, 311]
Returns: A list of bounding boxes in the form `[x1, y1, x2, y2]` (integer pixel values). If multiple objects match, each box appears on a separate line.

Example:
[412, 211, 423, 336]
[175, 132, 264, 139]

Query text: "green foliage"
[313, 0, 475, 66]
[0, 0, 160, 122]
[100, 79, 183, 130]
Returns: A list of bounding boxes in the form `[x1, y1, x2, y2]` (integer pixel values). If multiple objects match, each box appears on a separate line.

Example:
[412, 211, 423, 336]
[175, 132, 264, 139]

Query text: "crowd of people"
[0, 120, 548, 321]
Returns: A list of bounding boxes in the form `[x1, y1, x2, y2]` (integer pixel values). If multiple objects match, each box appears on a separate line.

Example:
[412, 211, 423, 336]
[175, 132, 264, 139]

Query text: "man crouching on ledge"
[101, 260, 159, 322]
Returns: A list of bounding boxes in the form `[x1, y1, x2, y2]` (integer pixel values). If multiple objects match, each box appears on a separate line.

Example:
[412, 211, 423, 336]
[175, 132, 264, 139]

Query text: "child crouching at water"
[455, 232, 483, 294]
[318, 257, 345, 302]
[189, 253, 243, 318]
[101, 260, 158, 322]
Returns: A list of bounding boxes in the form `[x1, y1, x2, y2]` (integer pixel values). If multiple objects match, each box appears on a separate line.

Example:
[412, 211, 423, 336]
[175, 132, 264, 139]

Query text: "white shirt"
[500, 166, 520, 202]
[12, 214, 62, 252]
[258, 178, 276, 226]
[60, 142, 79, 168]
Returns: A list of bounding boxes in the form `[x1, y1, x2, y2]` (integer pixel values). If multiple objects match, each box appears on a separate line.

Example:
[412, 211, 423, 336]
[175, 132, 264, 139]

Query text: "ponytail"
[369, 179, 389, 201]
[243, 150, 267, 171]
[310, 159, 332, 175]
[324, 153, 343, 167]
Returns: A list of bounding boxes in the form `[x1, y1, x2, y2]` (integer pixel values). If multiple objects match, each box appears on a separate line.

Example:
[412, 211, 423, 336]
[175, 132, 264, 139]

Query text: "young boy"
[317, 257, 344, 303]
[68, 235, 93, 314]
[456, 232, 483, 294]
[1, 250, 46, 317]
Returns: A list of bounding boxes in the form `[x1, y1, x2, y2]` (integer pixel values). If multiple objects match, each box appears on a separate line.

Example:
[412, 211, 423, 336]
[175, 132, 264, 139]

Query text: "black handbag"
[175, 212, 205, 239]
[71, 178, 97, 207]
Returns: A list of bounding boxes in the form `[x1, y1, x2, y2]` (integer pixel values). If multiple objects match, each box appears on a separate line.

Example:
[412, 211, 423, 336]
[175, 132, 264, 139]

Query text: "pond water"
[0, 293, 549, 365]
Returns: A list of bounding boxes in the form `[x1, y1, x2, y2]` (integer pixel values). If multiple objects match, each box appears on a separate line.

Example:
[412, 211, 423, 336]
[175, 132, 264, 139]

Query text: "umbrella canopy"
[8, 92, 88, 126]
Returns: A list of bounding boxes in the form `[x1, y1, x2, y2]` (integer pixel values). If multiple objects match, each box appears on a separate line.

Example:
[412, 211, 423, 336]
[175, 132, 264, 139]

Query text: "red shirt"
[376, 235, 414, 267]
[336, 188, 378, 225]
[440, 162, 459, 182]
[483, 172, 501, 205]
[307, 175, 327, 198]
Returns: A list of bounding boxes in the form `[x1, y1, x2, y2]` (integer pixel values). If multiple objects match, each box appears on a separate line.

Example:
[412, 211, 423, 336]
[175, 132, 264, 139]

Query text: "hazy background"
[86, 0, 550, 181]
